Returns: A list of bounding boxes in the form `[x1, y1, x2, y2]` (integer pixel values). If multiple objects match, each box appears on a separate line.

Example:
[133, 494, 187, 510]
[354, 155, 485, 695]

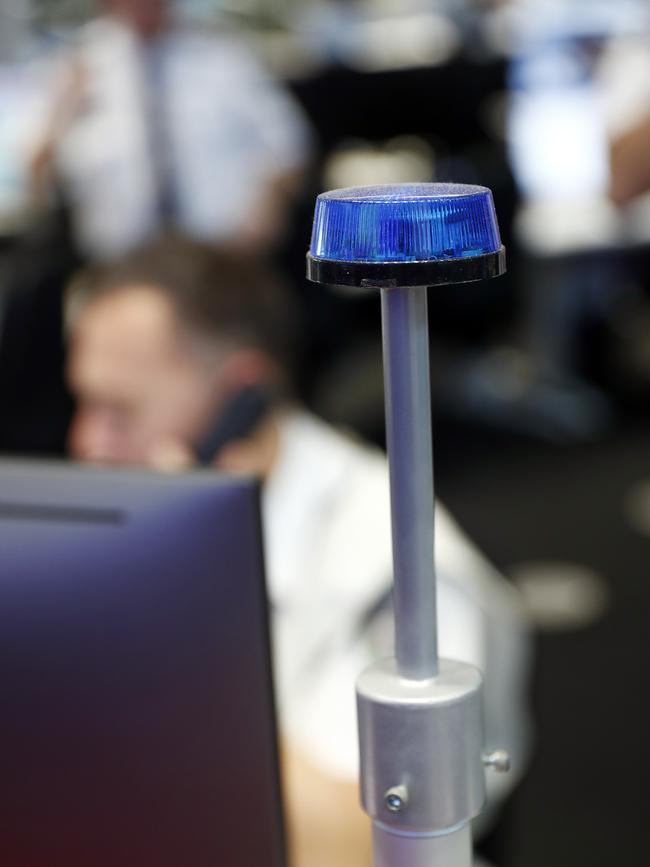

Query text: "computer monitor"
[0, 459, 286, 867]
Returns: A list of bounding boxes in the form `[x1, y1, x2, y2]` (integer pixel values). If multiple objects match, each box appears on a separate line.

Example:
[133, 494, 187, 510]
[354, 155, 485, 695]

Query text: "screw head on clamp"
[384, 785, 409, 813]
[482, 749, 511, 773]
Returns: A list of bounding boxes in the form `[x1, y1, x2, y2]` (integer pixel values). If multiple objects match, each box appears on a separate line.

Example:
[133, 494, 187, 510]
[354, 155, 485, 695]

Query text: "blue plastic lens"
[309, 183, 501, 264]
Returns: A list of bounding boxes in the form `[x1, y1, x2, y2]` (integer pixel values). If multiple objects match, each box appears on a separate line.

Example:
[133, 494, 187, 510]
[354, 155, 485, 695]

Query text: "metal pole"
[381, 285, 437, 680]
[372, 822, 472, 867]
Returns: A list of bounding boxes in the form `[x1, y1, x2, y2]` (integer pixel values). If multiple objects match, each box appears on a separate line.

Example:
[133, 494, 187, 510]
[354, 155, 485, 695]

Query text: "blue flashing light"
[309, 183, 502, 264]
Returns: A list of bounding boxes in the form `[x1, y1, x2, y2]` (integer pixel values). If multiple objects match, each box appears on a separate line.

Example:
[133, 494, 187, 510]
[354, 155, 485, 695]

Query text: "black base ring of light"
[306, 247, 506, 290]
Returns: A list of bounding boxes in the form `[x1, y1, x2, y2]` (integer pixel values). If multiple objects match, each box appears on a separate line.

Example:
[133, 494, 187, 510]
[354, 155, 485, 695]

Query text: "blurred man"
[30, 0, 311, 260]
[66, 238, 530, 867]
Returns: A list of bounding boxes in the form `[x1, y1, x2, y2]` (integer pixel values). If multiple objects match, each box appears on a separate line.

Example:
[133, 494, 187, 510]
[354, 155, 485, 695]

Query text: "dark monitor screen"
[0, 460, 285, 867]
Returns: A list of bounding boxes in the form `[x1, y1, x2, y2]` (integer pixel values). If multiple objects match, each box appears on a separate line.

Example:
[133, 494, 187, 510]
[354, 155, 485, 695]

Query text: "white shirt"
[49, 18, 311, 259]
[262, 410, 531, 812]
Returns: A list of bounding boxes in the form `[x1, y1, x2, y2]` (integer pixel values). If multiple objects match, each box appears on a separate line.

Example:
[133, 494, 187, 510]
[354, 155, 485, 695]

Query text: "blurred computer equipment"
[0, 461, 285, 867]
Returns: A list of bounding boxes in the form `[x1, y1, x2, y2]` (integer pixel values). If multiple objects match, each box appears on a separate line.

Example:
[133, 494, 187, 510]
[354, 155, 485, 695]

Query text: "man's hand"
[28, 56, 87, 203]
[147, 438, 196, 472]
[610, 113, 650, 206]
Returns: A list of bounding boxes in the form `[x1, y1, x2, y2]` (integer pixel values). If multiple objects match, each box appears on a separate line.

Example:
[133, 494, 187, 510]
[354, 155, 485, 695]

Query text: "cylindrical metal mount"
[372, 822, 472, 867]
[357, 657, 486, 833]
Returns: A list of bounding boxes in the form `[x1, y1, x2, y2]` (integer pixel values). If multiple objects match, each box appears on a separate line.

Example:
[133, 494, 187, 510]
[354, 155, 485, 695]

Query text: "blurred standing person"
[29, 0, 311, 260]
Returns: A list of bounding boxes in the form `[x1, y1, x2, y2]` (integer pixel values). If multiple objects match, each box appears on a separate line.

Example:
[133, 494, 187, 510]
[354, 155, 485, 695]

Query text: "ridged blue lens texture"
[309, 183, 501, 264]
